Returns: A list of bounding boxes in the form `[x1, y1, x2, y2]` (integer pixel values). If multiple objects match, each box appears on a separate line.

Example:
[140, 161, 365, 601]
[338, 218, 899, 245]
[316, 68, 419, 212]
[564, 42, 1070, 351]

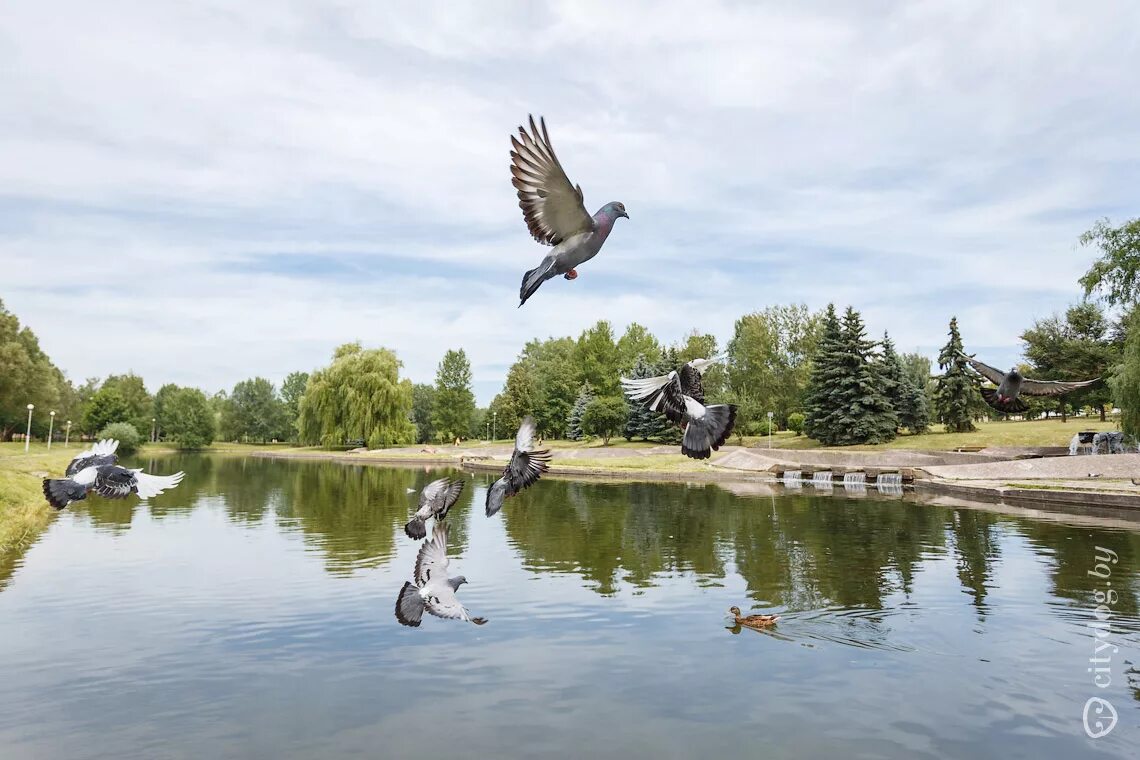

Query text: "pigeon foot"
[564, 269, 578, 280]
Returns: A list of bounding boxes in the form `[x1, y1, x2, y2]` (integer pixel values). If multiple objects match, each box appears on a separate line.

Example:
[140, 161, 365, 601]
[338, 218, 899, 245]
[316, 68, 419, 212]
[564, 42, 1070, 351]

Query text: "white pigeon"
[395, 521, 486, 627]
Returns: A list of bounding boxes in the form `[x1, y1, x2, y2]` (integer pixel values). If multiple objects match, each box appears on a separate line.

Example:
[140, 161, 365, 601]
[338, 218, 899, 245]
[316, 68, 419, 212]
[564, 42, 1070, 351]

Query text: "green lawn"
[0, 444, 76, 580]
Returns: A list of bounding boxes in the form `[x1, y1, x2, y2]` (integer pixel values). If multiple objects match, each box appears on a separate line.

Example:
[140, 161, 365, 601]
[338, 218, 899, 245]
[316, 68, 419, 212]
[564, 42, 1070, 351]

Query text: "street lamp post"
[47, 411, 55, 450]
[767, 411, 774, 450]
[24, 404, 34, 453]
[151, 418, 157, 443]
[65, 420, 72, 447]
[492, 411, 497, 442]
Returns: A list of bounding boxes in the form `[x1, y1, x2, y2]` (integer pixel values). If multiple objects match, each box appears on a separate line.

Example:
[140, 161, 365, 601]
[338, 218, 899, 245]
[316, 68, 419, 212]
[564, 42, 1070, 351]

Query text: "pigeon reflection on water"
[395, 520, 486, 627]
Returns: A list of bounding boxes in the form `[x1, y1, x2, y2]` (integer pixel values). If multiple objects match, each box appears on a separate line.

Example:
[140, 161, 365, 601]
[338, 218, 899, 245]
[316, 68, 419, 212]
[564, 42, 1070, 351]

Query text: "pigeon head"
[602, 201, 629, 220]
[1008, 368, 1022, 381]
[689, 358, 716, 373]
[453, 575, 468, 587]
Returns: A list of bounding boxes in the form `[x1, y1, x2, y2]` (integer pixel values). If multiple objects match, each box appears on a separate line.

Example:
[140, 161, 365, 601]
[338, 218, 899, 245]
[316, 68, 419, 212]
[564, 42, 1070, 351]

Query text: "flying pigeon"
[963, 355, 1099, 414]
[621, 358, 737, 460]
[41, 439, 185, 510]
[404, 477, 465, 540]
[395, 520, 486, 627]
[510, 115, 628, 307]
[486, 416, 551, 518]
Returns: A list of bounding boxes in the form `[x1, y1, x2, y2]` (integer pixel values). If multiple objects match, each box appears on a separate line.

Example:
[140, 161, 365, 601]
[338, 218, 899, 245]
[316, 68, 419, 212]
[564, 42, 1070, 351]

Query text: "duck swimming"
[728, 606, 780, 629]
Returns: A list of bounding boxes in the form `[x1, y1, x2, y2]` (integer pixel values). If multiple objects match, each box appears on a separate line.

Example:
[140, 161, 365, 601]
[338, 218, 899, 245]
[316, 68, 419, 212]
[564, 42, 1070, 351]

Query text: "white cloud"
[2, 0, 1138, 403]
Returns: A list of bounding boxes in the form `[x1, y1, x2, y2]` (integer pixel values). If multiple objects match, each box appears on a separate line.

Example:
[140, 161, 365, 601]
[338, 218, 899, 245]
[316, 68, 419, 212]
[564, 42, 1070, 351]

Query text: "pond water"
[1, 454, 1138, 759]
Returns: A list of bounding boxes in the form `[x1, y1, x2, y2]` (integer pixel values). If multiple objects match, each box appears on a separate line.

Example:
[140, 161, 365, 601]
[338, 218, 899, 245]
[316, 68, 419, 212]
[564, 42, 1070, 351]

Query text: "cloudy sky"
[3, 1, 1138, 404]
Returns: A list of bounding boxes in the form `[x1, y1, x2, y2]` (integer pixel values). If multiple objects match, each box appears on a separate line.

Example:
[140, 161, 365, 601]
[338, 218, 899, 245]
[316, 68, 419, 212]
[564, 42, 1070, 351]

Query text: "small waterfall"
[782, 470, 803, 489]
[877, 473, 903, 488]
[843, 472, 866, 487]
[876, 481, 904, 496]
[1069, 434, 1081, 456]
[811, 471, 833, 488]
[1091, 432, 1103, 455]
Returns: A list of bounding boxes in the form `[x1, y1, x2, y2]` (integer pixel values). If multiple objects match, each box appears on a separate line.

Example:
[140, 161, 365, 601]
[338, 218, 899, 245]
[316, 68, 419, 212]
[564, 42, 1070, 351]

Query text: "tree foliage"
[574, 321, 620, 396]
[1079, 217, 1140, 307]
[726, 304, 820, 429]
[880, 334, 929, 434]
[411, 383, 436, 444]
[431, 349, 475, 442]
[1020, 302, 1118, 420]
[298, 343, 416, 448]
[280, 371, 309, 441]
[616, 323, 661, 373]
[99, 373, 153, 435]
[84, 387, 133, 435]
[223, 377, 288, 443]
[1111, 308, 1140, 439]
[98, 422, 141, 455]
[623, 354, 666, 440]
[804, 305, 842, 441]
[581, 396, 628, 445]
[567, 383, 595, 441]
[828, 308, 896, 445]
[161, 386, 215, 449]
[934, 317, 979, 433]
[0, 299, 67, 439]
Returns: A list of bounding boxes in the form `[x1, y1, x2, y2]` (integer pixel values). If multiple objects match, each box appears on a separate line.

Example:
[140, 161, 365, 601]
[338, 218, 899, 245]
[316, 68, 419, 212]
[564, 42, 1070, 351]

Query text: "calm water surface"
[1, 455, 1139, 759]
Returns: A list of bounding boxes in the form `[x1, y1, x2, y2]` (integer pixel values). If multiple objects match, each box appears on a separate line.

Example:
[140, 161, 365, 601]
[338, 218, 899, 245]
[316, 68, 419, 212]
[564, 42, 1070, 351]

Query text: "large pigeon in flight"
[42, 438, 185, 510]
[395, 521, 486, 627]
[621, 358, 737, 460]
[485, 416, 551, 518]
[964, 355, 1100, 414]
[510, 115, 628, 307]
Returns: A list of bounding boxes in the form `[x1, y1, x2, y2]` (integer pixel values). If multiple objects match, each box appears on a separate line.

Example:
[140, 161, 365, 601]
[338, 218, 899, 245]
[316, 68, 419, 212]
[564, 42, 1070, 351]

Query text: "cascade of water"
[843, 472, 866, 486]
[782, 470, 803, 483]
[1069, 434, 1081, 456]
[877, 473, 903, 487]
[1091, 432, 1103, 455]
[811, 471, 833, 487]
[876, 482, 904, 496]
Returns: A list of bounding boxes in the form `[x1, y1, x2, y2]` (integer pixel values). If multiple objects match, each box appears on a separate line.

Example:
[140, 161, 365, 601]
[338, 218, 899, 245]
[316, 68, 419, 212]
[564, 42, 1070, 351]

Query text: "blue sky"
[2, 1, 1138, 405]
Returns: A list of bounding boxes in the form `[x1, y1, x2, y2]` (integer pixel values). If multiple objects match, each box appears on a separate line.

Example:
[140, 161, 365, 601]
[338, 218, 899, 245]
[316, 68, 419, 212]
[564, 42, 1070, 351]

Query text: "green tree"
[492, 361, 538, 437]
[522, 337, 578, 438]
[575, 321, 620, 396]
[153, 383, 179, 440]
[1079, 217, 1140, 306]
[431, 349, 476, 442]
[616, 323, 661, 373]
[581, 396, 628, 445]
[99, 373, 153, 435]
[623, 354, 663, 440]
[162, 387, 215, 449]
[224, 377, 288, 443]
[826, 307, 896, 445]
[280, 371, 310, 441]
[97, 422, 141, 455]
[0, 299, 64, 439]
[1111, 309, 1140, 439]
[411, 383, 436, 444]
[567, 383, 595, 441]
[803, 305, 842, 442]
[934, 317, 979, 433]
[726, 304, 821, 428]
[298, 343, 416, 448]
[1021, 302, 1118, 421]
[84, 387, 133, 435]
[879, 334, 929, 434]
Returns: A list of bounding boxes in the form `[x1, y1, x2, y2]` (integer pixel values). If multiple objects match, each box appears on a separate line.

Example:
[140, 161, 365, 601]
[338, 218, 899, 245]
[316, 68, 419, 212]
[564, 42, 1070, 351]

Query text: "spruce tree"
[828, 307, 896, 445]
[804, 304, 843, 442]
[567, 382, 595, 441]
[934, 317, 978, 433]
[623, 354, 660, 440]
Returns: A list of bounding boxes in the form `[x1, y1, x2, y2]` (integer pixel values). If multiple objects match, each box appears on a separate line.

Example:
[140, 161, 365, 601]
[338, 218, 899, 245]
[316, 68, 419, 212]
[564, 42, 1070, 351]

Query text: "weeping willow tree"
[298, 342, 416, 448]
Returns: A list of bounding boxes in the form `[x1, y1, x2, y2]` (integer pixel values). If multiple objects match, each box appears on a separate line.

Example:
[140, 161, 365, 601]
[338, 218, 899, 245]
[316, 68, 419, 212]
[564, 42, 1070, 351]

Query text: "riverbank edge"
[250, 449, 1140, 509]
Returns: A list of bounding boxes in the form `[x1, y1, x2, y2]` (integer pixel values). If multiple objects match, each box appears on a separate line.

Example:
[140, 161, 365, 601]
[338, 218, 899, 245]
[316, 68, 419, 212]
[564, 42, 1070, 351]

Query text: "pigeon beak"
[620, 210, 629, 219]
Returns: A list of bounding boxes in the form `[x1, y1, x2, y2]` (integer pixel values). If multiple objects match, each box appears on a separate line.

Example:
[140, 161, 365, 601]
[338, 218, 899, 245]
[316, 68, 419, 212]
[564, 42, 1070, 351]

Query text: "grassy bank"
[0, 443, 77, 585]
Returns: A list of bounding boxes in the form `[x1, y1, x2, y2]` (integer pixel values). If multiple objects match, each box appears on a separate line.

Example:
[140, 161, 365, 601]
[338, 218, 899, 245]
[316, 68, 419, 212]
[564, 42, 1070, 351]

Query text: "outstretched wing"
[505, 415, 551, 492]
[418, 477, 453, 510]
[510, 115, 595, 246]
[1019, 377, 1100, 397]
[65, 438, 119, 477]
[414, 520, 451, 586]
[964, 357, 1007, 386]
[621, 370, 687, 423]
[423, 585, 484, 624]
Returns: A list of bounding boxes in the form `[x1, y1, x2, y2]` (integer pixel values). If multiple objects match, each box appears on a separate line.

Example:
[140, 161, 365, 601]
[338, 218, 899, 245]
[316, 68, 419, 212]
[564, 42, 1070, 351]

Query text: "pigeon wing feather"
[510, 115, 595, 246]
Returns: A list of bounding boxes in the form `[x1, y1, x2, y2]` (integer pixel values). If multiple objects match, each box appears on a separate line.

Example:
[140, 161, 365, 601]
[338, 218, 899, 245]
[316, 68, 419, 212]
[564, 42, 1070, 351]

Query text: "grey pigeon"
[621, 358, 737, 460]
[395, 520, 486, 627]
[964, 355, 1099, 414]
[404, 477, 465, 540]
[42, 439, 185, 510]
[486, 416, 551, 518]
[510, 115, 628, 307]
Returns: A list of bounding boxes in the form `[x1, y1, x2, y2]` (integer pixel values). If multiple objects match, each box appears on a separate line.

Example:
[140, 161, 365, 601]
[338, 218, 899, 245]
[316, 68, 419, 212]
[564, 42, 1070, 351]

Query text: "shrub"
[787, 412, 805, 435]
[96, 422, 142, 456]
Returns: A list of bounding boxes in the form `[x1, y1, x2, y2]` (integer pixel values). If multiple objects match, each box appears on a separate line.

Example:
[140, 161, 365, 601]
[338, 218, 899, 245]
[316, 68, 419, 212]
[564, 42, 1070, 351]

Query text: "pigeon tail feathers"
[681, 404, 737, 460]
[980, 388, 1029, 414]
[43, 478, 87, 510]
[485, 477, 510, 518]
[395, 582, 425, 627]
[519, 256, 557, 307]
[404, 516, 427, 540]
